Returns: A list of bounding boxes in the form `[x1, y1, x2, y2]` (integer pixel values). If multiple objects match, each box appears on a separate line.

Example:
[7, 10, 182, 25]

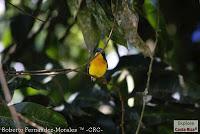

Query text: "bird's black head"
[94, 48, 106, 58]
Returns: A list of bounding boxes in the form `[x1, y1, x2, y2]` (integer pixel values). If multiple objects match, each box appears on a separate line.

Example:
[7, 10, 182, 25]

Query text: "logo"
[174, 120, 198, 132]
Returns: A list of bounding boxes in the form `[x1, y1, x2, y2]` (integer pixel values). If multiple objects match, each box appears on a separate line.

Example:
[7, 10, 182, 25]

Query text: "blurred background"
[0, 0, 200, 133]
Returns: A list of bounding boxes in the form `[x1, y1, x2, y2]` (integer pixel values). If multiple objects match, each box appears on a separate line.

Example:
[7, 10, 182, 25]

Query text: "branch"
[58, 0, 82, 43]
[58, 21, 75, 42]
[135, 2, 160, 134]
[7, 67, 83, 76]
[0, 64, 23, 134]
[6, 23, 115, 78]
[117, 88, 125, 134]
[1, 63, 50, 134]
[29, 11, 52, 40]
[135, 97, 145, 134]
[103, 79, 125, 134]
[6, 1, 45, 22]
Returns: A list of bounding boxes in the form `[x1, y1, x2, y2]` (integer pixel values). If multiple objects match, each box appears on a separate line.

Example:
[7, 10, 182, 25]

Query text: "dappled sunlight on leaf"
[106, 50, 119, 70]
[10, 62, 25, 71]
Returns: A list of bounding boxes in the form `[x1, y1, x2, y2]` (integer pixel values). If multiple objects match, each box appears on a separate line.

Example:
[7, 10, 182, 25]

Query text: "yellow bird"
[88, 48, 108, 78]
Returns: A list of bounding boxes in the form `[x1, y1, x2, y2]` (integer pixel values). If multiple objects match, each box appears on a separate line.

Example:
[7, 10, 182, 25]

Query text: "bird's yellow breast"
[89, 53, 107, 78]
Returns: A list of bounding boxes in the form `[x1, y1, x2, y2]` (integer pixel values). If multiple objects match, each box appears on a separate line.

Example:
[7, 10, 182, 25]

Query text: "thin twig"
[7, 68, 79, 76]
[144, 55, 154, 95]
[6, 23, 115, 78]
[135, 42, 156, 134]
[58, 21, 75, 42]
[29, 11, 52, 39]
[109, 3, 125, 133]
[135, 2, 160, 134]
[101, 79, 125, 134]
[135, 97, 145, 134]
[7, 66, 105, 81]
[0, 64, 23, 134]
[88, 23, 115, 63]
[6, 1, 45, 22]
[117, 88, 125, 134]
[103, 23, 115, 51]
[7, 67, 93, 78]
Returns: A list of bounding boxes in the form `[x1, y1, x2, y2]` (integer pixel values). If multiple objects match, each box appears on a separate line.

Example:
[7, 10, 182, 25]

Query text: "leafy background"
[0, 0, 200, 133]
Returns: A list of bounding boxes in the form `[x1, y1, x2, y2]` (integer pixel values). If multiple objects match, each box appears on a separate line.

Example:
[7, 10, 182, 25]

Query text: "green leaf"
[143, 0, 158, 29]
[46, 75, 69, 105]
[77, 5, 101, 53]
[15, 102, 68, 128]
[2, 27, 12, 47]
[93, 1, 126, 45]
[0, 102, 68, 128]
[90, 2, 112, 34]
